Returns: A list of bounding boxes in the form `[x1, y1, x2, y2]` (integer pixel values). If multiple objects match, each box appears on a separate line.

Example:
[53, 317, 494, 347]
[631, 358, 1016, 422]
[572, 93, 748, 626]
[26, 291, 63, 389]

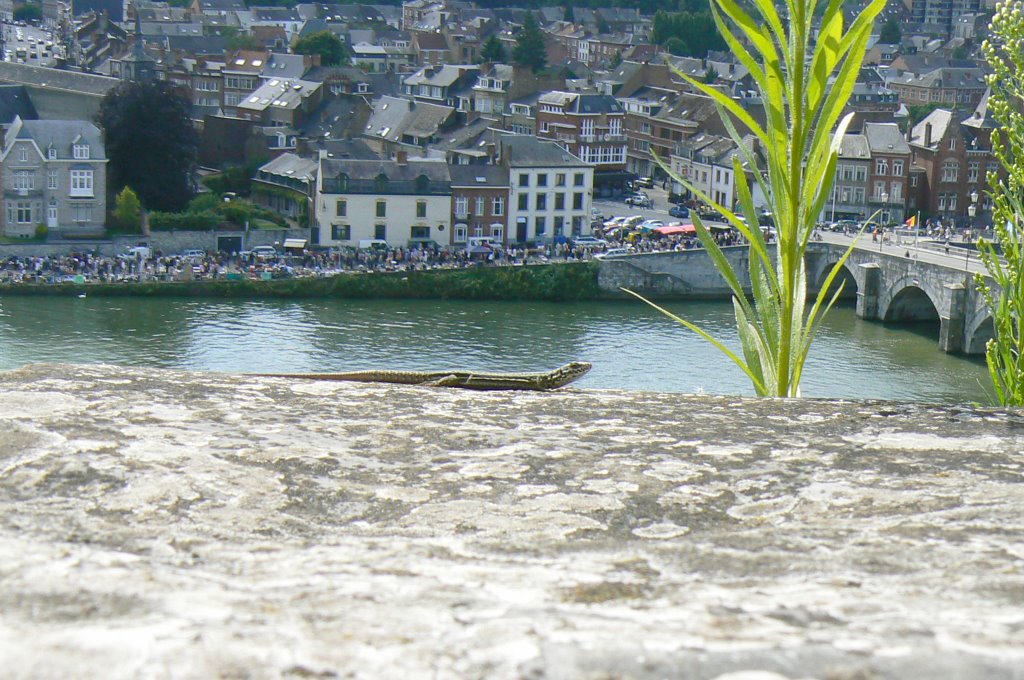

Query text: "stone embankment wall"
[2, 363, 1023, 679]
[597, 246, 750, 297]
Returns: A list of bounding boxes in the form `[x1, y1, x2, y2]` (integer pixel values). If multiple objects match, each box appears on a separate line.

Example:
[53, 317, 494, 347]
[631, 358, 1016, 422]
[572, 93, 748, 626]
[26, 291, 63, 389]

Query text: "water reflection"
[0, 296, 991, 403]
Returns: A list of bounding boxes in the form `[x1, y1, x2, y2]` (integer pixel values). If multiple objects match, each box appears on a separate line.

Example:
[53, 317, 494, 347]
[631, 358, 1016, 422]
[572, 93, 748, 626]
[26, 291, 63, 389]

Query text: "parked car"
[669, 204, 690, 219]
[625, 194, 652, 208]
[180, 249, 205, 260]
[241, 245, 278, 258]
[595, 247, 634, 259]
[634, 176, 655, 188]
[639, 220, 664, 230]
[572, 235, 608, 248]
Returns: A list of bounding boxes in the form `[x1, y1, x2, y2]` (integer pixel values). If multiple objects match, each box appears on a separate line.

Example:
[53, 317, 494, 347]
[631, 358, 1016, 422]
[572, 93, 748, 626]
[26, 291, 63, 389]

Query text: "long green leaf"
[621, 288, 767, 395]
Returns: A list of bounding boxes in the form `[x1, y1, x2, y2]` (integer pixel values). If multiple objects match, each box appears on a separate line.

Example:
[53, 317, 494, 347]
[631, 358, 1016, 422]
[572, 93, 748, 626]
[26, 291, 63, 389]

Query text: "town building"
[251, 152, 317, 229]
[828, 133, 871, 223]
[499, 134, 593, 244]
[864, 121, 911, 224]
[449, 164, 509, 246]
[0, 117, 107, 238]
[315, 152, 452, 248]
[534, 91, 627, 196]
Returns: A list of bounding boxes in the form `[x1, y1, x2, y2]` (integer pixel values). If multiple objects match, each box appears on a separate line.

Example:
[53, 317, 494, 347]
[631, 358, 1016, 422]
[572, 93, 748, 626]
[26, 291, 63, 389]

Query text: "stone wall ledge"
[2, 363, 1023, 680]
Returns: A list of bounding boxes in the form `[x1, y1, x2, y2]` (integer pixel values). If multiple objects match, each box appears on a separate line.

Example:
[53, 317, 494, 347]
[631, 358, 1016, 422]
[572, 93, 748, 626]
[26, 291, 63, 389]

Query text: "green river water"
[0, 295, 991, 403]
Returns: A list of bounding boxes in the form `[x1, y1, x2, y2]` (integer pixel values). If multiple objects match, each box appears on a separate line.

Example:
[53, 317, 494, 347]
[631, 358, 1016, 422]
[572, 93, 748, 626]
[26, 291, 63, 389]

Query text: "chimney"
[924, 122, 932, 147]
[396, 150, 408, 165]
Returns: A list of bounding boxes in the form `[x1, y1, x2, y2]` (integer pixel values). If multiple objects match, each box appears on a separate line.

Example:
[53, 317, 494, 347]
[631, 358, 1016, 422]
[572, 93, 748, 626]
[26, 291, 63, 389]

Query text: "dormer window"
[73, 144, 90, 160]
[47, 146, 56, 159]
[18, 146, 27, 162]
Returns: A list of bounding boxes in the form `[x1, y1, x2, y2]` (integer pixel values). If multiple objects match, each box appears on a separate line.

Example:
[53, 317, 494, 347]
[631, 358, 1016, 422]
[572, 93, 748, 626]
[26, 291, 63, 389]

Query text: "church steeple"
[121, 2, 157, 82]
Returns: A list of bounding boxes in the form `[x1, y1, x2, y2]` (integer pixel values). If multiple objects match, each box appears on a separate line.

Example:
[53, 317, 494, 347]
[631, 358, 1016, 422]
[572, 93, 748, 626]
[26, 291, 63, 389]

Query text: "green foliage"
[200, 161, 263, 196]
[113, 187, 142, 233]
[13, 2, 42, 23]
[293, 30, 350, 66]
[977, 3, 1024, 406]
[149, 211, 221, 231]
[34, 223, 47, 240]
[652, 10, 726, 58]
[879, 18, 901, 44]
[188, 192, 222, 214]
[98, 80, 197, 213]
[629, 0, 886, 397]
[907, 103, 943, 127]
[223, 27, 262, 52]
[0, 263, 602, 303]
[664, 36, 689, 56]
[704, 66, 719, 83]
[563, 5, 573, 22]
[480, 34, 506, 63]
[512, 12, 547, 72]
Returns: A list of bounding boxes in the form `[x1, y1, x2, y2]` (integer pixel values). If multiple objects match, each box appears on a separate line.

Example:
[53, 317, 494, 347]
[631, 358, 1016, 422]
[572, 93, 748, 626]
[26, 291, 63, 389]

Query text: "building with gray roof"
[0, 117, 108, 238]
[0, 62, 119, 120]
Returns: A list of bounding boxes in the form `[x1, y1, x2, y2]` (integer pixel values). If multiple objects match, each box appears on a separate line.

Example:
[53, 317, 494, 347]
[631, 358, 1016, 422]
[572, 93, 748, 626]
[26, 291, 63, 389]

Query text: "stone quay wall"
[2, 363, 1023, 679]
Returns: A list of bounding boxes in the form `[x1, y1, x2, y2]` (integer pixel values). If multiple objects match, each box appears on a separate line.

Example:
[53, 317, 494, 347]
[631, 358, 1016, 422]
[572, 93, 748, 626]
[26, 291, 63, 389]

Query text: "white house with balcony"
[0, 117, 107, 238]
[315, 152, 452, 248]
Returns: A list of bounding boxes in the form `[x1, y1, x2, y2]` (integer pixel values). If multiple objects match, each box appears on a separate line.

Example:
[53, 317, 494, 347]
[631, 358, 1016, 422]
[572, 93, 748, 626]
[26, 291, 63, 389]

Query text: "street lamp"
[878, 192, 888, 251]
[966, 192, 979, 273]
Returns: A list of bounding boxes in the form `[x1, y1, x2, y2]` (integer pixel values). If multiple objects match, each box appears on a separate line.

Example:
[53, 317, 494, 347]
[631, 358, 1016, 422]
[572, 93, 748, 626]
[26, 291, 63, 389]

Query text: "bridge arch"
[878, 276, 946, 324]
[814, 259, 859, 301]
[965, 314, 994, 354]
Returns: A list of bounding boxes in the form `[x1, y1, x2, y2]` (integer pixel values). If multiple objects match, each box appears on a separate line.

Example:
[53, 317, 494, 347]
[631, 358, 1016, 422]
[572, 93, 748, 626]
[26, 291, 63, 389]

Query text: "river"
[0, 295, 991, 403]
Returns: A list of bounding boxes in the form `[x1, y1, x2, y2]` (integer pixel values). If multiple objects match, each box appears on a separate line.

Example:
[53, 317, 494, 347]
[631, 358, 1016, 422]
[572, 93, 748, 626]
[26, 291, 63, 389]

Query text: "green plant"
[977, 3, 1024, 406]
[34, 223, 47, 240]
[113, 186, 142, 232]
[629, 0, 885, 397]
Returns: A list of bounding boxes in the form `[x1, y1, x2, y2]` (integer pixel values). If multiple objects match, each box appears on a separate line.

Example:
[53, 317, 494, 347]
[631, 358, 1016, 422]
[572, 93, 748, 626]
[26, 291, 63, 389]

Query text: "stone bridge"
[597, 240, 993, 354]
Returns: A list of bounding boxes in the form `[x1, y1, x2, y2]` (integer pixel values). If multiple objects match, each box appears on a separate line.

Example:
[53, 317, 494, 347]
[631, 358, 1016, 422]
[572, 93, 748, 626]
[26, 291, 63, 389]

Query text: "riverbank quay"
[0, 261, 603, 302]
[2, 363, 1023, 679]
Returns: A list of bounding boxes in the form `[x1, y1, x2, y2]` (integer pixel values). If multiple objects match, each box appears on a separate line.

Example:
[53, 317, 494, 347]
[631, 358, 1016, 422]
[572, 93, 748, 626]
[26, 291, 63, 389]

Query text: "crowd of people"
[0, 222, 751, 286]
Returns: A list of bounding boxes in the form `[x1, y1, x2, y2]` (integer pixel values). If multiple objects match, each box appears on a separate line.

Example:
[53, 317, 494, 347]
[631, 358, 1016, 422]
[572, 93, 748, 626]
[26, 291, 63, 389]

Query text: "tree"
[293, 30, 350, 67]
[512, 11, 547, 72]
[480, 34, 506, 63]
[626, 0, 886, 397]
[98, 80, 197, 216]
[13, 2, 42, 23]
[977, 4, 1024, 405]
[879, 18, 901, 44]
[563, 5, 574, 22]
[222, 26, 261, 52]
[113, 187, 142, 233]
[664, 36, 689, 55]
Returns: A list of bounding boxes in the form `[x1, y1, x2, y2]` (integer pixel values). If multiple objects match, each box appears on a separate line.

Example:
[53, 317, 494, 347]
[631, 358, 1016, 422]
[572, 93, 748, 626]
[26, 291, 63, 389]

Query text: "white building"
[499, 135, 594, 244]
[315, 152, 451, 248]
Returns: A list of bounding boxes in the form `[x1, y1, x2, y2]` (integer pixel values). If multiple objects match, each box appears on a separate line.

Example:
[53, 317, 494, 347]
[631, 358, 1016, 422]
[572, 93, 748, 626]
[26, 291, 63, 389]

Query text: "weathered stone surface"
[2, 364, 1024, 679]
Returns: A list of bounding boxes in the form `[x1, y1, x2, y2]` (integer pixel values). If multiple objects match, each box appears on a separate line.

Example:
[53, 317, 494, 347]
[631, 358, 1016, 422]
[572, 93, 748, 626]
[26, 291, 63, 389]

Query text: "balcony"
[5, 187, 42, 198]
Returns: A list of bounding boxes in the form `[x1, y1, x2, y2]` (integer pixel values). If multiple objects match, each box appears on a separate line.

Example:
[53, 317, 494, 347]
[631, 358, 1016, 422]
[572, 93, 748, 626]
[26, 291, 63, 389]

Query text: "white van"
[118, 246, 151, 260]
[466, 236, 502, 252]
[358, 239, 389, 251]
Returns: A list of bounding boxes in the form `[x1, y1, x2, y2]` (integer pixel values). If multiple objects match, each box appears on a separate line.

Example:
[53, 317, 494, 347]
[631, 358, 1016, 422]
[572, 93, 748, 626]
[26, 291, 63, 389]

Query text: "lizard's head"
[557, 361, 593, 382]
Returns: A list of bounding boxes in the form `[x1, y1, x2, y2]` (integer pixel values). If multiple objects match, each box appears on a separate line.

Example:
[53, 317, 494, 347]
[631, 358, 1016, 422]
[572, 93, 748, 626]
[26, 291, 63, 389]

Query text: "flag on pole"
[904, 215, 917, 227]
